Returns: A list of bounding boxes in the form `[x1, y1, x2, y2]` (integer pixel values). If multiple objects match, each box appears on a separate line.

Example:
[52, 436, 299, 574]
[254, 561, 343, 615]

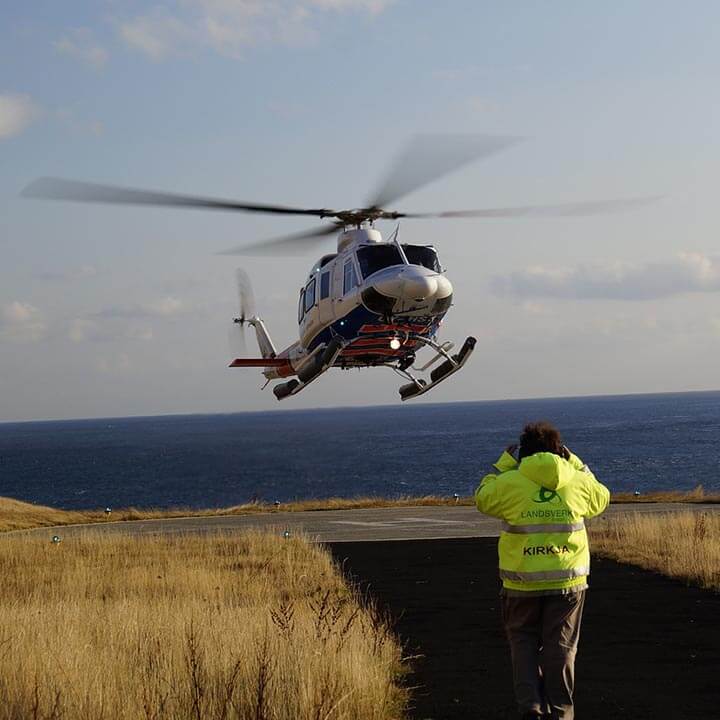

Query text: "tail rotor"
[230, 268, 257, 355]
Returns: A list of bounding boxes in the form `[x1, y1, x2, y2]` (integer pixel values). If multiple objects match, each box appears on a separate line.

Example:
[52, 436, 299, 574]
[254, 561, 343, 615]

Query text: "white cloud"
[117, 0, 394, 59]
[69, 316, 154, 343]
[56, 107, 105, 137]
[68, 317, 117, 343]
[119, 12, 191, 60]
[41, 264, 99, 282]
[54, 28, 109, 68]
[466, 96, 498, 114]
[520, 301, 551, 316]
[97, 353, 131, 374]
[147, 296, 184, 316]
[309, 0, 392, 12]
[97, 295, 186, 319]
[0, 301, 47, 342]
[492, 252, 720, 301]
[126, 326, 154, 341]
[69, 318, 92, 343]
[68, 296, 183, 343]
[0, 94, 39, 140]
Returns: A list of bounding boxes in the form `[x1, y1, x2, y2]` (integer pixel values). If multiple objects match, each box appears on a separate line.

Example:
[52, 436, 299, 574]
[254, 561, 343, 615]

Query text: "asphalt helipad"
[22, 502, 720, 542]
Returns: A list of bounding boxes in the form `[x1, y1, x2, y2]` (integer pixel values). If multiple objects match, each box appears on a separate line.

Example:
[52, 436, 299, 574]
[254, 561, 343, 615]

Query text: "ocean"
[1, 391, 719, 510]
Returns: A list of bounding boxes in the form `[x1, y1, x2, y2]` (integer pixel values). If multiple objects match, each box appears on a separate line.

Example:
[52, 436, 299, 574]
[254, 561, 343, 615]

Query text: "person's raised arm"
[475, 446, 518, 518]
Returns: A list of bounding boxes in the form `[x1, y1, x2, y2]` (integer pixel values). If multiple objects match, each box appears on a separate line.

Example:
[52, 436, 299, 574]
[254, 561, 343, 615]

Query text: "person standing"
[475, 421, 610, 720]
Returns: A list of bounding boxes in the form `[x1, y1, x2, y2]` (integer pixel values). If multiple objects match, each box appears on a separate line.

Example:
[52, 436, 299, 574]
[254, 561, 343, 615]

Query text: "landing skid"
[270, 333, 476, 402]
[271, 337, 345, 400]
[393, 335, 477, 400]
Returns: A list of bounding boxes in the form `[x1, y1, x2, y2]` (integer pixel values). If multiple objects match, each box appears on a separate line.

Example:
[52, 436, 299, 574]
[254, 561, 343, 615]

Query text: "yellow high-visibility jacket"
[475, 450, 610, 596]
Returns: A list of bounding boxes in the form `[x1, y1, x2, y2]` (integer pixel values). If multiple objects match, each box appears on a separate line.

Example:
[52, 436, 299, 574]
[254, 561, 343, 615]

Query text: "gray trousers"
[501, 590, 586, 720]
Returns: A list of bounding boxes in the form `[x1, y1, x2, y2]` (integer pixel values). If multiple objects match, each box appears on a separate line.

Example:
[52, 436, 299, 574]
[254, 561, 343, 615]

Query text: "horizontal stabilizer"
[229, 358, 288, 368]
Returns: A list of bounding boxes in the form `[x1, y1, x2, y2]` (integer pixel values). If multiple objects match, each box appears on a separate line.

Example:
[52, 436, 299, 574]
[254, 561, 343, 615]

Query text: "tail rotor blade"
[228, 323, 247, 357]
[230, 268, 256, 357]
[236, 268, 257, 321]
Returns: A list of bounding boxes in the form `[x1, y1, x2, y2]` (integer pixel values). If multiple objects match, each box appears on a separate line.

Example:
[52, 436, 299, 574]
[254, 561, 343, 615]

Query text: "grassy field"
[0, 530, 407, 720]
[0, 495, 464, 533]
[610, 484, 715, 503]
[1, 502, 717, 720]
[590, 510, 720, 591]
[2, 487, 719, 533]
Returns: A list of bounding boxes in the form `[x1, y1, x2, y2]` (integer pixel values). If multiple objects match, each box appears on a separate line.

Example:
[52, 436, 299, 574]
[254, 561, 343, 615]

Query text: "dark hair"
[518, 421, 564, 460]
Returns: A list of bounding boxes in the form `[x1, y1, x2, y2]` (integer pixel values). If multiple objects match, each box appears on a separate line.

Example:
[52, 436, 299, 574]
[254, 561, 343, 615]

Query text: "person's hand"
[560, 445, 571, 460]
[505, 443, 518, 459]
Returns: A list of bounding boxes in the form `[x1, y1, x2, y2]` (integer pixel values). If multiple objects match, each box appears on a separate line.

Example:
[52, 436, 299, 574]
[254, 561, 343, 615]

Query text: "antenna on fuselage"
[387, 223, 409, 264]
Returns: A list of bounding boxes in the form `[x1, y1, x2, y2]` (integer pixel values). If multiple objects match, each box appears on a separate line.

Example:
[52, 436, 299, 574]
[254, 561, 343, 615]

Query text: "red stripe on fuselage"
[359, 323, 430, 335]
[229, 358, 288, 367]
[340, 348, 407, 358]
[351, 337, 418, 348]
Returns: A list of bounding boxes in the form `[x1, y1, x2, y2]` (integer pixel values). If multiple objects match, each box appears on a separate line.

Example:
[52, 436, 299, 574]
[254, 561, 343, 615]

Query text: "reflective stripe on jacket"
[475, 450, 610, 595]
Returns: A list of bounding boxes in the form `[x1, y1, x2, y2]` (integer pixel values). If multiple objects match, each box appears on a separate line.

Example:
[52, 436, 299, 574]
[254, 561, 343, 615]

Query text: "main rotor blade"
[368, 134, 522, 209]
[218, 223, 340, 256]
[402, 196, 662, 219]
[22, 177, 332, 217]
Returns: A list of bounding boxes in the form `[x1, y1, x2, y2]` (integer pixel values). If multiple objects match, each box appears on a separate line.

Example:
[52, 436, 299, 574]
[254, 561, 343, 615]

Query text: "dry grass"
[0, 530, 407, 720]
[2, 485, 718, 535]
[611, 484, 720, 503]
[590, 510, 720, 591]
[0, 495, 466, 533]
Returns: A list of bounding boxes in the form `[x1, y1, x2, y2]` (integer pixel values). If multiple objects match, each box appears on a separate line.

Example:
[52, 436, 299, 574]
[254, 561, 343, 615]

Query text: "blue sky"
[2, 1, 720, 421]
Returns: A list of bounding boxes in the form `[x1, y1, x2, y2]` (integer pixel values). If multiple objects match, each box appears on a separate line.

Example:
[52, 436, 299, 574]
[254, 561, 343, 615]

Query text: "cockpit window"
[356, 245, 403, 279]
[402, 244, 441, 273]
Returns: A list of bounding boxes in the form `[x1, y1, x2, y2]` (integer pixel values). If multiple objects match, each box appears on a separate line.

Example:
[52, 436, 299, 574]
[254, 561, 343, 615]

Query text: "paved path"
[19, 502, 720, 543]
[330, 537, 720, 720]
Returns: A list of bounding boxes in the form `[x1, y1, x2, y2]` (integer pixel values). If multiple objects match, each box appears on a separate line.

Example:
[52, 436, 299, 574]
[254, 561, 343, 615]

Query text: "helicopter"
[23, 135, 656, 401]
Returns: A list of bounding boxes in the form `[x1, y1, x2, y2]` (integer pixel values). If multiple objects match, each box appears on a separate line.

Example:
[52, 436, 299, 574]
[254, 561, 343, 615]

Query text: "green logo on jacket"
[533, 488, 561, 505]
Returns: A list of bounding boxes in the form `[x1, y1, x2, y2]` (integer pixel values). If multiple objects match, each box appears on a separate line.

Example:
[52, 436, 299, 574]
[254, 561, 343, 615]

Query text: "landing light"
[389, 337, 401, 350]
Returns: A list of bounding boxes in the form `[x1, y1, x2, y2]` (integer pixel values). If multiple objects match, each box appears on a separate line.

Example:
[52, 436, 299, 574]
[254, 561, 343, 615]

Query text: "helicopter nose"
[403, 273, 438, 301]
[374, 268, 437, 301]
[361, 266, 453, 317]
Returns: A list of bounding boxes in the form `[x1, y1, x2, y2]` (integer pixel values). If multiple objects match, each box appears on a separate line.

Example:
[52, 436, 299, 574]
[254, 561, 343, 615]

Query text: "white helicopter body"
[235, 226, 473, 400]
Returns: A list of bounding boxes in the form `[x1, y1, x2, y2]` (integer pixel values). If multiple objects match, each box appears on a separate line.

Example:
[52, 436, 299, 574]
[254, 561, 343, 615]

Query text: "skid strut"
[397, 335, 476, 400]
[272, 337, 345, 400]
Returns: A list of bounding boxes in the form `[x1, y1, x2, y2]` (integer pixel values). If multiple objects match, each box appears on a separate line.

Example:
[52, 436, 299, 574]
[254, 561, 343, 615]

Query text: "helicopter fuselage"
[265, 227, 454, 379]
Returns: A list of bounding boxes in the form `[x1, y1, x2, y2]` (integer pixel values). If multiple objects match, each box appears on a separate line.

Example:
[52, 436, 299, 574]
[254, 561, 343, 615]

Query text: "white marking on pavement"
[330, 518, 468, 528]
[404, 517, 467, 524]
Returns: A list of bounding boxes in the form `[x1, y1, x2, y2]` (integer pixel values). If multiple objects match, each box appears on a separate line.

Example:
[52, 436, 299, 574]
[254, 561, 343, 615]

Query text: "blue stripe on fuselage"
[307, 305, 444, 355]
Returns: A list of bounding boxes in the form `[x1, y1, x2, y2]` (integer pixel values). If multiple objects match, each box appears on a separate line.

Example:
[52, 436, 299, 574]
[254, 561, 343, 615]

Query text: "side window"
[304, 278, 316, 313]
[343, 260, 357, 295]
[320, 271, 330, 300]
[298, 288, 305, 322]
